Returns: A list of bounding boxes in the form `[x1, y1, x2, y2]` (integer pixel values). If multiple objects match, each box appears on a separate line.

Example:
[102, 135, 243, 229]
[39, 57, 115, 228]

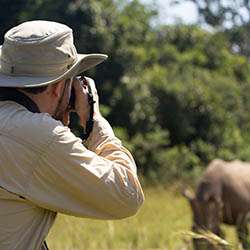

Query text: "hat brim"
[0, 46, 107, 88]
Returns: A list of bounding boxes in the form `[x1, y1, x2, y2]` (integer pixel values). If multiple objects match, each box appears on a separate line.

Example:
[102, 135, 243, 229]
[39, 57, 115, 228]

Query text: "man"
[0, 20, 144, 250]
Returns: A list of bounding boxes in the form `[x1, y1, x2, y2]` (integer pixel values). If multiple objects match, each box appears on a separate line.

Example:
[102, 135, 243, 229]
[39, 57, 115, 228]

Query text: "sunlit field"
[47, 185, 239, 250]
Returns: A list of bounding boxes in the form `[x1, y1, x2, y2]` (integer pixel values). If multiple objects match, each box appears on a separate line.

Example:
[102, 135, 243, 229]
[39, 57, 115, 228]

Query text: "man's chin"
[62, 111, 70, 126]
[53, 110, 70, 126]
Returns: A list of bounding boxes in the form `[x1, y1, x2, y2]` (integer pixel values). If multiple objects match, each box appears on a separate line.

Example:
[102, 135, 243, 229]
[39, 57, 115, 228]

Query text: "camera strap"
[0, 88, 40, 113]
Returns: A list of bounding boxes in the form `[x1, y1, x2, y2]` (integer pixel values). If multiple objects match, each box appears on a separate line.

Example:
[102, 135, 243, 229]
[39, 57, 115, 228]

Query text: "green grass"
[47, 185, 240, 250]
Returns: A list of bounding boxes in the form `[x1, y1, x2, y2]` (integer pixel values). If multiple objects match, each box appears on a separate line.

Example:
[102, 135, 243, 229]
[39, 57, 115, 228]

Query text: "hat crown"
[5, 20, 71, 44]
[1, 20, 77, 76]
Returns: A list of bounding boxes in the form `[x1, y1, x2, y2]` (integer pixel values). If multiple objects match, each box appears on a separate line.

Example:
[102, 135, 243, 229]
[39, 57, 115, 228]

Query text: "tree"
[0, 0, 28, 44]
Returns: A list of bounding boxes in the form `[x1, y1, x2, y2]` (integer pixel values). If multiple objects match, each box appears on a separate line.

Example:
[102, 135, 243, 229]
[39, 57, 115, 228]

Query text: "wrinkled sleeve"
[25, 116, 144, 219]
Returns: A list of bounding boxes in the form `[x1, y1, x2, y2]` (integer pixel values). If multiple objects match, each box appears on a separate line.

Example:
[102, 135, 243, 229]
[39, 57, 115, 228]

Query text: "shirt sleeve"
[25, 116, 144, 219]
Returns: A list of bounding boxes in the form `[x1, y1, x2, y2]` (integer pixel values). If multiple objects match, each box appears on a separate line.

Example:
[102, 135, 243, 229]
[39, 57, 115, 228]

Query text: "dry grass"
[47, 185, 242, 250]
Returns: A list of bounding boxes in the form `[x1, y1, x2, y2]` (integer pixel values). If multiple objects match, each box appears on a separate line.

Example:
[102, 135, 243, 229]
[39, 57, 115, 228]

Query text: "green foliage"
[157, 145, 202, 182]
[110, 25, 250, 181]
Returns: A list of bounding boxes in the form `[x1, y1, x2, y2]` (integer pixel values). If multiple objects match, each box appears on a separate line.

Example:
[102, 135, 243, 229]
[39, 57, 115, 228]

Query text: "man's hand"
[72, 77, 101, 128]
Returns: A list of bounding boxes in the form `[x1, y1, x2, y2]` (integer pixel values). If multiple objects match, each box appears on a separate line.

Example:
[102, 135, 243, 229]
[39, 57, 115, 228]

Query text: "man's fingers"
[72, 77, 89, 97]
[72, 77, 83, 91]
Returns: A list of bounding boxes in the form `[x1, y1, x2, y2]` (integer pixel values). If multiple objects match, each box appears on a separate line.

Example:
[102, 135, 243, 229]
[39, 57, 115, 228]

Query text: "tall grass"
[47, 185, 240, 250]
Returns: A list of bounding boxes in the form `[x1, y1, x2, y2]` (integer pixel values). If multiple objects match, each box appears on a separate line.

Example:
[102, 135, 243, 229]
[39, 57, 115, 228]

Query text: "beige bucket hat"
[0, 20, 108, 88]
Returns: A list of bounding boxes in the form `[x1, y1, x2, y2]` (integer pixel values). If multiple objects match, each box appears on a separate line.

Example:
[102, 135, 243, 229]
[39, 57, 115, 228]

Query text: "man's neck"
[18, 89, 54, 115]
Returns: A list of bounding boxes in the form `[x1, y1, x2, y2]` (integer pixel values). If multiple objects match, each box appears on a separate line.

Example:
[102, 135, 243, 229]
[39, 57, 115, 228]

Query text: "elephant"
[183, 159, 250, 249]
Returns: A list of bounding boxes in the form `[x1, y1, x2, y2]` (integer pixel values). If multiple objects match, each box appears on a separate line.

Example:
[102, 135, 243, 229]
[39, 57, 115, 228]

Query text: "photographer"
[0, 20, 144, 250]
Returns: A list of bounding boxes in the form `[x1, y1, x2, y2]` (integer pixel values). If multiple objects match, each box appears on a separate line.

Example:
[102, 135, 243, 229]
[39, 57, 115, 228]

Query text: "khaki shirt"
[0, 101, 144, 250]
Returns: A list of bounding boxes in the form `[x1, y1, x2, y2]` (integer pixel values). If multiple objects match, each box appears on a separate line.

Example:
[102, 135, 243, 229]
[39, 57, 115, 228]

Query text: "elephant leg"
[236, 215, 249, 250]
